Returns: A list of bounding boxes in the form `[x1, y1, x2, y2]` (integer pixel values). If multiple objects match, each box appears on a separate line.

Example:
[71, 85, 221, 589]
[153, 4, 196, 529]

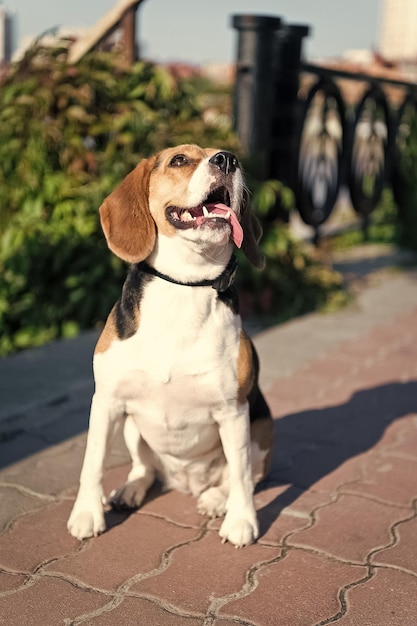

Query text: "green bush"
[0, 44, 346, 355]
[329, 188, 399, 252]
[0, 45, 239, 355]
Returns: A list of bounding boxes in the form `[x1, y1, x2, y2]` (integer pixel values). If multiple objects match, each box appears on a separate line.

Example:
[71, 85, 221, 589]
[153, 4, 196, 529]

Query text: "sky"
[5, 0, 382, 65]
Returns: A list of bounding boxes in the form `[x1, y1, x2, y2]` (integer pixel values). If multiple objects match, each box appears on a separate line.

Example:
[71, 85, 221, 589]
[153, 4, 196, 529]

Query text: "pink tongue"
[205, 203, 243, 248]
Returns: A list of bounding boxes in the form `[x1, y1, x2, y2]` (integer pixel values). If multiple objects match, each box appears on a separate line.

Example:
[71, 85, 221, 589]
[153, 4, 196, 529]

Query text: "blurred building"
[0, 3, 14, 63]
[378, 0, 417, 61]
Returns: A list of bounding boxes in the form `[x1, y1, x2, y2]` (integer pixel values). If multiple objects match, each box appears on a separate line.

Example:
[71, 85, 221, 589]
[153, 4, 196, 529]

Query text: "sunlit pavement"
[1, 248, 417, 625]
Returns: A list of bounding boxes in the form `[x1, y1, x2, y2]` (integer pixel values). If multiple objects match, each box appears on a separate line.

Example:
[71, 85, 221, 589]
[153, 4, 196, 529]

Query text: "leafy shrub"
[0, 44, 345, 355]
[0, 45, 239, 355]
[328, 188, 399, 252]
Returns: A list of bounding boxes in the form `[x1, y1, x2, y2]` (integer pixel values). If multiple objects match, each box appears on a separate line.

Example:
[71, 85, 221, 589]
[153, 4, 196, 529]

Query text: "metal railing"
[232, 14, 417, 239]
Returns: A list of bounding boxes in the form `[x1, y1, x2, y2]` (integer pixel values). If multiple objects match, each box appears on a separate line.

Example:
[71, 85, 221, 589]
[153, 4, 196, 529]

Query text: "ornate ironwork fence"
[232, 14, 417, 239]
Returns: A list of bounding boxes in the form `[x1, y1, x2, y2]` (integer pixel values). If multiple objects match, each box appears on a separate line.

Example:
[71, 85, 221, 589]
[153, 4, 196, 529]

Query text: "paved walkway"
[1, 247, 417, 625]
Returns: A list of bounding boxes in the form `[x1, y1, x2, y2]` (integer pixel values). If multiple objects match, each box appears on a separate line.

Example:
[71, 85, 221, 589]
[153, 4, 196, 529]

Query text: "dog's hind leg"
[197, 482, 228, 518]
[109, 414, 156, 510]
[249, 385, 274, 486]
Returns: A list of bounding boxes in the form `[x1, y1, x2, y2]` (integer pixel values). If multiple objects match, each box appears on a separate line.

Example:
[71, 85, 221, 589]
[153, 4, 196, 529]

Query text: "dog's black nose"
[209, 151, 239, 175]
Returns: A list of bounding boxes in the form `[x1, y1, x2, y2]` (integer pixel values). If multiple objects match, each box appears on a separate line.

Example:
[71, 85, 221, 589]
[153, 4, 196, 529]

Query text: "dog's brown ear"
[99, 157, 157, 263]
[241, 194, 266, 270]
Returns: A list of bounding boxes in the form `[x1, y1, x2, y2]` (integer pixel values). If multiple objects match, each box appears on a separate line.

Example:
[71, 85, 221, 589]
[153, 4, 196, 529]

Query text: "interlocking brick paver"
[0, 500, 78, 572]
[336, 567, 417, 626]
[0, 431, 49, 471]
[0, 486, 48, 531]
[270, 378, 354, 416]
[46, 513, 201, 591]
[101, 463, 131, 496]
[211, 617, 244, 626]
[0, 260, 416, 625]
[341, 453, 417, 507]
[269, 437, 365, 495]
[0, 576, 109, 626]
[370, 414, 417, 455]
[130, 530, 276, 614]
[265, 393, 298, 418]
[348, 361, 417, 390]
[0, 571, 27, 592]
[372, 516, 417, 575]
[0, 439, 85, 497]
[207, 485, 333, 545]
[103, 463, 211, 528]
[257, 510, 311, 546]
[278, 486, 335, 517]
[138, 485, 207, 529]
[219, 549, 367, 626]
[288, 494, 410, 563]
[269, 375, 330, 405]
[370, 309, 417, 343]
[376, 414, 417, 461]
[82, 597, 204, 625]
[336, 334, 391, 359]
[253, 485, 333, 545]
[301, 353, 360, 378]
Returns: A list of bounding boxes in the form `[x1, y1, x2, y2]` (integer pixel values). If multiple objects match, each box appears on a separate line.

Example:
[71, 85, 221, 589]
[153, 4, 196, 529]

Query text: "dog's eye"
[169, 154, 188, 167]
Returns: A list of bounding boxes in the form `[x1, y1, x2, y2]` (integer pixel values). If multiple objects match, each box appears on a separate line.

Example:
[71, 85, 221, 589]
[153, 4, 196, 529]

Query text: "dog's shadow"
[104, 381, 417, 539]
[256, 380, 417, 537]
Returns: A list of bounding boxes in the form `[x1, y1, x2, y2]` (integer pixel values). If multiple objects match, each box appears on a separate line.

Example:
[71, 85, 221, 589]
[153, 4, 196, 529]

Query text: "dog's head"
[99, 144, 265, 270]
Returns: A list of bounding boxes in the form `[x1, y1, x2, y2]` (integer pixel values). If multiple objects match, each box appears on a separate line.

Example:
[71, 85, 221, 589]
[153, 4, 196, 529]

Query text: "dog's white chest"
[94, 281, 241, 432]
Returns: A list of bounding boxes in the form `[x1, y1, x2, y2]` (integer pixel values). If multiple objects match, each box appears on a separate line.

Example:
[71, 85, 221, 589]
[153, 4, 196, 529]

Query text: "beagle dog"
[67, 144, 273, 547]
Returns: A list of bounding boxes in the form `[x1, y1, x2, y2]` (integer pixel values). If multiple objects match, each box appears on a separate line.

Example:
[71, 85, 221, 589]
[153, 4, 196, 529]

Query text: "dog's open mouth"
[166, 189, 243, 248]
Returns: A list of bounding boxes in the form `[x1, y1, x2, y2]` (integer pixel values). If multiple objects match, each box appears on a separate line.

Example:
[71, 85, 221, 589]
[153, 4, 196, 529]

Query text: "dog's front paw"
[219, 511, 259, 548]
[67, 502, 105, 540]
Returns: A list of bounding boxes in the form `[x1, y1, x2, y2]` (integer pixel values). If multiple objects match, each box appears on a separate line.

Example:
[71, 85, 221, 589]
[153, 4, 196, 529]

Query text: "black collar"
[139, 254, 237, 293]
